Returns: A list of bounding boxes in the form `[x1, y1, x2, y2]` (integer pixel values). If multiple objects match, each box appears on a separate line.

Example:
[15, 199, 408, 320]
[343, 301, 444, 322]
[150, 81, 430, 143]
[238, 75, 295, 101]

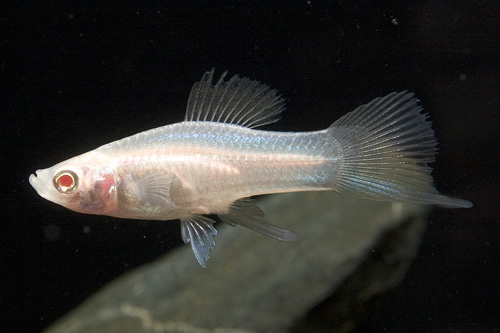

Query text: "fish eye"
[53, 170, 79, 194]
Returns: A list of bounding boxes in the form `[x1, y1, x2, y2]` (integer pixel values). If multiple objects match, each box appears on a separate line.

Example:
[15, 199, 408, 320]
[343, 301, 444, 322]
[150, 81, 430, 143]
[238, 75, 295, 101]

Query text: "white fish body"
[29, 70, 472, 266]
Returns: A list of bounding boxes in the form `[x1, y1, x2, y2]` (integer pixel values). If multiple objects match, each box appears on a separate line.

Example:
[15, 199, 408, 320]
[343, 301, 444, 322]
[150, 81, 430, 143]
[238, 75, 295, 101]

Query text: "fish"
[29, 69, 473, 267]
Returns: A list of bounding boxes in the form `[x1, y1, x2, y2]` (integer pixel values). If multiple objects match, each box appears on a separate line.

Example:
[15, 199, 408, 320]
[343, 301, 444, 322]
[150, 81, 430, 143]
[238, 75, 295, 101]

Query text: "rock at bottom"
[45, 192, 429, 333]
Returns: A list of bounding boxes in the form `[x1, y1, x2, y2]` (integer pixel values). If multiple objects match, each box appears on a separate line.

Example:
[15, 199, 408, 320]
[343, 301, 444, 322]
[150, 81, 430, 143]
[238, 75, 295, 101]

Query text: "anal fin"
[219, 199, 298, 242]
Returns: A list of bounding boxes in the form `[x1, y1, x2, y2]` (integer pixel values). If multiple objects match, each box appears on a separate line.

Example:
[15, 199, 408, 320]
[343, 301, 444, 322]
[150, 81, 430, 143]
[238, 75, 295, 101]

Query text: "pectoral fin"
[219, 199, 298, 242]
[180, 216, 218, 267]
[117, 172, 176, 215]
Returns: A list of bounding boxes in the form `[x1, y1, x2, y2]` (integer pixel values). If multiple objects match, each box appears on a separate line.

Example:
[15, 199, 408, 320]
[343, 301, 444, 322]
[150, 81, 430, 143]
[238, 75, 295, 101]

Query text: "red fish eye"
[58, 174, 73, 187]
[53, 170, 79, 193]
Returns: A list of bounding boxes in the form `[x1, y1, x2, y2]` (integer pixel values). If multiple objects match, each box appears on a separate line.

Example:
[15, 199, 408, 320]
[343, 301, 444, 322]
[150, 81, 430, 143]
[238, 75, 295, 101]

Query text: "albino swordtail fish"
[30, 69, 473, 267]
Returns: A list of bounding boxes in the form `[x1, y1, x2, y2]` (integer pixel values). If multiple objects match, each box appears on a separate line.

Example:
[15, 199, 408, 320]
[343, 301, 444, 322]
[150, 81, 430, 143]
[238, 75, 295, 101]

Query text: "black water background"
[1, 2, 498, 331]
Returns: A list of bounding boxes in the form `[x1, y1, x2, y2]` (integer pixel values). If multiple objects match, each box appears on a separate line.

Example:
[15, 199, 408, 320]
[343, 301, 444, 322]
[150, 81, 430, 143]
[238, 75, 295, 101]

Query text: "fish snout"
[29, 171, 40, 191]
[29, 169, 48, 195]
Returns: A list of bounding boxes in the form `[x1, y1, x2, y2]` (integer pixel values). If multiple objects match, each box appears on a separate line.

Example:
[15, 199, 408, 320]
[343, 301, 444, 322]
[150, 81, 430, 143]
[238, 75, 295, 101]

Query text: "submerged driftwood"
[45, 192, 428, 333]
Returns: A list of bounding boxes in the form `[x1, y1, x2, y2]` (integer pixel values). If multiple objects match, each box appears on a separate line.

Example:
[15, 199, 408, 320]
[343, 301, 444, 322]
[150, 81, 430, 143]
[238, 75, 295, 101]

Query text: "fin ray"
[121, 172, 174, 208]
[180, 216, 218, 267]
[327, 91, 472, 208]
[219, 199, 298, 242]
[185, 69, 286, 128]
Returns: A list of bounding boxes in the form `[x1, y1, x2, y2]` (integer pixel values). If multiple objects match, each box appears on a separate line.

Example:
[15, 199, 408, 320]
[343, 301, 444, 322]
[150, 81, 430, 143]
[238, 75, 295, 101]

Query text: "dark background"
[2, 2, 498, 332]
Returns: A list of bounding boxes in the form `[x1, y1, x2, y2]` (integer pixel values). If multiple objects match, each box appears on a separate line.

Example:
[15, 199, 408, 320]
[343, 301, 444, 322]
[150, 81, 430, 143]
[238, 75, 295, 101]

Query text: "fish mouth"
[29, 170, 43, 194]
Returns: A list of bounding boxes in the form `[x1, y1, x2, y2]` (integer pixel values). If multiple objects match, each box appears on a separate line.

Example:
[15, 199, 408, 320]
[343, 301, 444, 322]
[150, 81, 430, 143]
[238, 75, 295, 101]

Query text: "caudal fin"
[327, 91, 472, 208]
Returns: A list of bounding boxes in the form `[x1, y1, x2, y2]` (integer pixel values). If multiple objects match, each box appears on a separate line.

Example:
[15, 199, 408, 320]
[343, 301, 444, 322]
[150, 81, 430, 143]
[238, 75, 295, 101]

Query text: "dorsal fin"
[185, 69, 286, 128]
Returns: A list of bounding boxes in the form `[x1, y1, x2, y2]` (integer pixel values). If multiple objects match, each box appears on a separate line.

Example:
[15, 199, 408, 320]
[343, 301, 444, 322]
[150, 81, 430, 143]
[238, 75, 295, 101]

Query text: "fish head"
[29, 156, 117, 215]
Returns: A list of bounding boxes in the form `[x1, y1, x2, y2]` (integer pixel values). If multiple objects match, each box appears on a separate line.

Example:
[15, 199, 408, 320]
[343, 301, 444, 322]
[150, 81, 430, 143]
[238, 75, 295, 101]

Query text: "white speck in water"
[83, 226, 91, 234]
[391, 16, 399, 25]
[459, 73, 467, 81]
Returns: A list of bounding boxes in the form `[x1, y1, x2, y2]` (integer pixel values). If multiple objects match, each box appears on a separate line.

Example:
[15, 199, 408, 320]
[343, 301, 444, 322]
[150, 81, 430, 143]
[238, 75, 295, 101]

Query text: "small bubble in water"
[83, 226, 91, 234]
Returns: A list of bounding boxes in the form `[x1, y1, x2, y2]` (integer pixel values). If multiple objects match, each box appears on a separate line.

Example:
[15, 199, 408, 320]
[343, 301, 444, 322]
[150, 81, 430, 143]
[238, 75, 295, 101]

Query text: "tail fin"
[327, 91, 472, 208]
